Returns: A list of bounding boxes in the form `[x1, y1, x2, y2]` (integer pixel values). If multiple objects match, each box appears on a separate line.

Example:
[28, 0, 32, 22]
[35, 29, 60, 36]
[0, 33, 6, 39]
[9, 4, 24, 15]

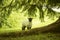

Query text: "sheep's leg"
[22, 26, 26, 30]
[27, 26, 31, 30]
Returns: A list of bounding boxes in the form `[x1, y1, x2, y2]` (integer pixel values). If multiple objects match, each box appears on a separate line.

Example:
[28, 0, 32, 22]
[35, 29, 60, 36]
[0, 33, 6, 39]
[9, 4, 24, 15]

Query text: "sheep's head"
[28, 18, 33, 22]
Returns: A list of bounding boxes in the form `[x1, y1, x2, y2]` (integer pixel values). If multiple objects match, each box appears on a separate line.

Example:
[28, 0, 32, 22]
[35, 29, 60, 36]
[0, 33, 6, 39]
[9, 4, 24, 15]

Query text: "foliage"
[0, 0, 60, 27]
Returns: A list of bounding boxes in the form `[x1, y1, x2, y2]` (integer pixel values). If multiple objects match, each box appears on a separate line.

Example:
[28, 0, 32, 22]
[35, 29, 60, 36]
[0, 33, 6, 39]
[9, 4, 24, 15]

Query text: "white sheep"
[22, 18, 33, 30]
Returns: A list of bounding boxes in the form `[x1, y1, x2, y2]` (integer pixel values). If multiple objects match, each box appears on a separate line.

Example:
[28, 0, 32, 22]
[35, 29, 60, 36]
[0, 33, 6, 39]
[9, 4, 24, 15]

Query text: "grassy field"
[0, 17, 58, 34]
[0, 33, 60, 40]
[0, 19, 60, 40]
[0, 10, 59, 40]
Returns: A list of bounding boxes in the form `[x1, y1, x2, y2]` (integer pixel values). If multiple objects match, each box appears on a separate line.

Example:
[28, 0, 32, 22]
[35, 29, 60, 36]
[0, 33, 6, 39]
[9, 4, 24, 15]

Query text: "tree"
[0, 0, 60, 31]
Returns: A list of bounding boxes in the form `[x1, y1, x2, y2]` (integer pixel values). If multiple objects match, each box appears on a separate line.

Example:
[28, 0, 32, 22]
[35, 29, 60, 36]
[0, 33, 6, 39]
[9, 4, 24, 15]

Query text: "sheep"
[22, 18, 33, 30]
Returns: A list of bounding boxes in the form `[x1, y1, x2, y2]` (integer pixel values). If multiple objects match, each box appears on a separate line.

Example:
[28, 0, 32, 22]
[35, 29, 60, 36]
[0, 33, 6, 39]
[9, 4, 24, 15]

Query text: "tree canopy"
[0, 0, 60, 27]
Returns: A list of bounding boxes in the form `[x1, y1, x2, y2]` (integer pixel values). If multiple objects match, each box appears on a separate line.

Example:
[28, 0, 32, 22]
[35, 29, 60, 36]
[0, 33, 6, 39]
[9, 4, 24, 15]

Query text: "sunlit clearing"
[0, 9, 58, 33]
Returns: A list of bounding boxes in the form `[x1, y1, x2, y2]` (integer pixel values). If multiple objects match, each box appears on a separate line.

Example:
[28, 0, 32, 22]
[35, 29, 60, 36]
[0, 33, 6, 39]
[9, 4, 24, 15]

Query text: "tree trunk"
[43, 18, 60, 33]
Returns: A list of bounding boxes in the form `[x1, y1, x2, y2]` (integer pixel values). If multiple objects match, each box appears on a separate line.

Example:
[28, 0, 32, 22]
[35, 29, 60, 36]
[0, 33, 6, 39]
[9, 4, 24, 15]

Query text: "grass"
[0, 33, 60, 40]
[0, 11, 59, 40]
[0, 18, 58, 34]
[0, 18, 59, 40]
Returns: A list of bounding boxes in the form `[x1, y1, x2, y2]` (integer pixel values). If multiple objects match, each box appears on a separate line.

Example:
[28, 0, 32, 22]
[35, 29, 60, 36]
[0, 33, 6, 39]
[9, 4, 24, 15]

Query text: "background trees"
[0, 0, 60, 28]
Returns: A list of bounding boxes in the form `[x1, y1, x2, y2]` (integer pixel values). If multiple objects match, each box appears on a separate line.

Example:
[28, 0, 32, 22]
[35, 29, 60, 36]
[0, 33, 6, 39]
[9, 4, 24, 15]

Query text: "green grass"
[0, 33, 60, 40]
[0, 10, 59, 40]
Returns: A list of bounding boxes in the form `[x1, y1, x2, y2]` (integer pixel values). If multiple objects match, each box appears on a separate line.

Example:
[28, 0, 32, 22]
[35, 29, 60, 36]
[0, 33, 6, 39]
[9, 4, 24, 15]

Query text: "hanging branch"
[28, 5, 37, 17]
[37, 4, 44, 22]
[46, 6, 56, 19]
